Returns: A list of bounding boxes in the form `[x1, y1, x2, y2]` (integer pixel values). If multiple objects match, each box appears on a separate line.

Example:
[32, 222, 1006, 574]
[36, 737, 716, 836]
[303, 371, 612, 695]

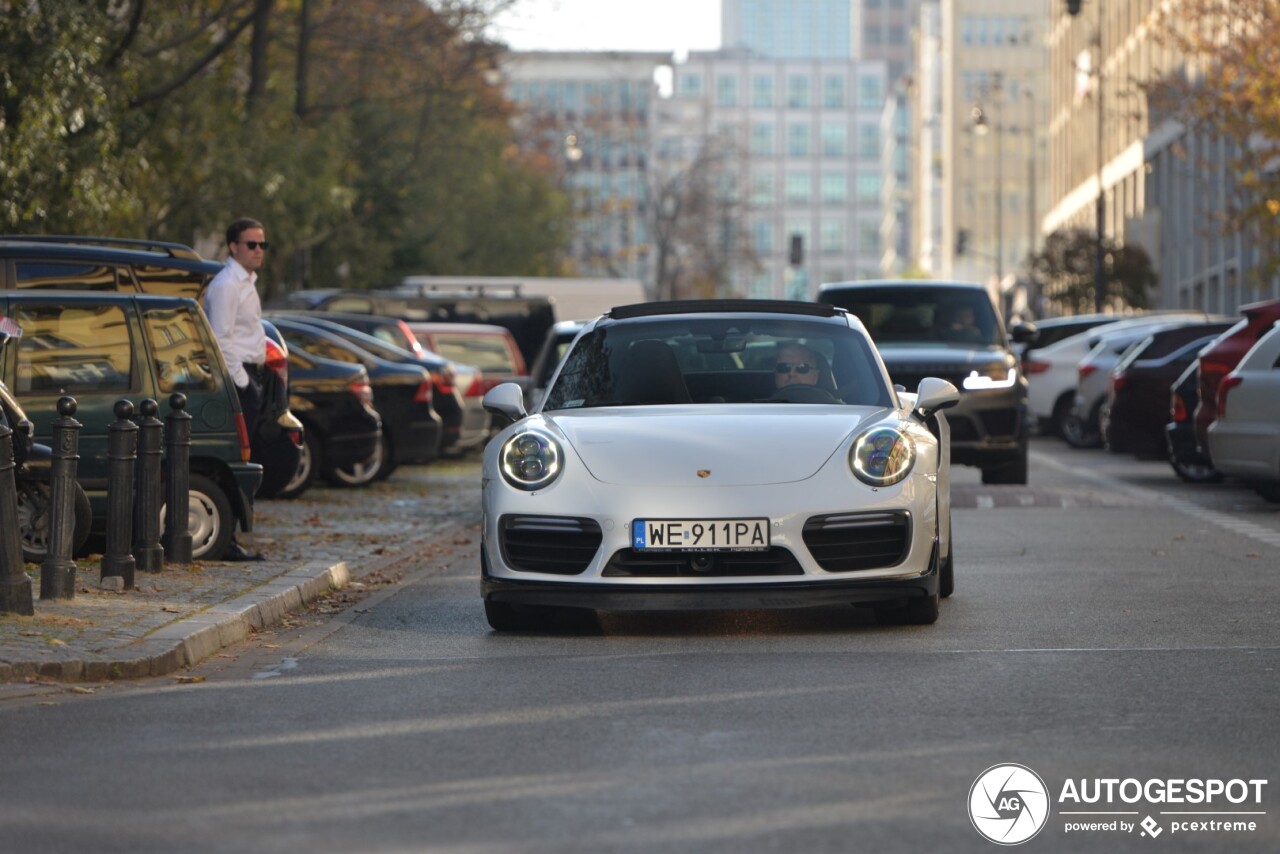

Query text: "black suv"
[0, 291, 262, 559]
[818, 280, 1032, 484]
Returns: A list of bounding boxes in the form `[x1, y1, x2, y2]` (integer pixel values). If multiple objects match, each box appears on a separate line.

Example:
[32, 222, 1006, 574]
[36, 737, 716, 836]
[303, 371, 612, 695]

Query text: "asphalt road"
[2, 438, 1277, 853]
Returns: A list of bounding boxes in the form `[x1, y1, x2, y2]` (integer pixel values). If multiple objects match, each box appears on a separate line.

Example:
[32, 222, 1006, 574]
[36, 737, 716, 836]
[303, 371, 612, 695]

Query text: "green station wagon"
[0, 291, 262, 560]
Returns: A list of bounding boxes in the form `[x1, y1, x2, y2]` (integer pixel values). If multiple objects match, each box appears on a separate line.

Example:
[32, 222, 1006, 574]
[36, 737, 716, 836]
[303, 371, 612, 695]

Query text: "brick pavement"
[0, 460, 482, 682]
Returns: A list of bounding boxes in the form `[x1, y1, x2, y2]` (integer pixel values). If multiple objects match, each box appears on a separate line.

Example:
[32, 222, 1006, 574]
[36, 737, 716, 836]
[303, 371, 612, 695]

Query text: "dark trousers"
[238, 363, 265, 433]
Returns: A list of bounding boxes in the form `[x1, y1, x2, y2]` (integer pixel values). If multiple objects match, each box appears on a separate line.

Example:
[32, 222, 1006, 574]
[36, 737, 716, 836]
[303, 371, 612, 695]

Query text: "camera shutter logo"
[969, 764, 1051, 845]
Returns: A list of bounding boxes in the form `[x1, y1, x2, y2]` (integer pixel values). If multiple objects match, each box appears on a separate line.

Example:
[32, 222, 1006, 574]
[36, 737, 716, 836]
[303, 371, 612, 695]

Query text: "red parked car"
[1193, 299, 1280, 456]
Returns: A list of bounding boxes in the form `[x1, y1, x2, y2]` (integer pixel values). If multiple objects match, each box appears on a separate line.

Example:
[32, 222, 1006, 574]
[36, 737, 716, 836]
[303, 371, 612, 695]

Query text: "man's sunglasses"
[239, 240, 269, 250]
[775, 362, 814, 375]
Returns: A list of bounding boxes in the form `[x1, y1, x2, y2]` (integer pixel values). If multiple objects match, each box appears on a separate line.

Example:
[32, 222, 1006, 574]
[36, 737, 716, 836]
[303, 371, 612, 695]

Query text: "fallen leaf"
[48, 638, 67, 646]
[68, 686, 95, 695]
[162, 606, 182, 613]
[174, 675, 206, 684]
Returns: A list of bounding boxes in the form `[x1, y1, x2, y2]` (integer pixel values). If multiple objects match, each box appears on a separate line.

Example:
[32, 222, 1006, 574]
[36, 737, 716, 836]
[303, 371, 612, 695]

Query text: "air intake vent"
[802, 511, 911, 572]
[499, 515, 602, 575]
[603, 547, 803, 577]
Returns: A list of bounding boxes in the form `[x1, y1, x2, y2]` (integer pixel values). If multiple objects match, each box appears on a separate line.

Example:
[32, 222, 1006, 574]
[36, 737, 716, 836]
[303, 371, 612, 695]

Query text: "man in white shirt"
[205, 217, 268, 428]
[203, 217, 269, 560]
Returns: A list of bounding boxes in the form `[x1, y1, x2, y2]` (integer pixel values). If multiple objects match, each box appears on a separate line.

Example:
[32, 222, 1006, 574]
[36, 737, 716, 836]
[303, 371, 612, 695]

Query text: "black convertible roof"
[608, 299, 842, 320]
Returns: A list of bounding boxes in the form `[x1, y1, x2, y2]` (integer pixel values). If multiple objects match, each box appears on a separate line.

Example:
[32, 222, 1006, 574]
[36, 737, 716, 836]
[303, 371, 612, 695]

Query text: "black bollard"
[0, 418, 34, 615]
[39, 396, 80, 600]
[101, 399, 137, 589]
[133, 398, 165, 572]
[162, 393, 193, 565]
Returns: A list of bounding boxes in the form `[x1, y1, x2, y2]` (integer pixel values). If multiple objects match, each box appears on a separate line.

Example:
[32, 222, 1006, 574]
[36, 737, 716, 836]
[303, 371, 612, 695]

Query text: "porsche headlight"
[499, 430, 562, 490]
[850, 427, 915, 486]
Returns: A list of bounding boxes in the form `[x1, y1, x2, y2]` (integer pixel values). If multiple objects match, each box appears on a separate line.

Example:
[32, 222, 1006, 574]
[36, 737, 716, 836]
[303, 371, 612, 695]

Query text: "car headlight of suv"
[962, 362, 1018, 390]
[850, 427, 915, 486]
[499, 429, 562, 490]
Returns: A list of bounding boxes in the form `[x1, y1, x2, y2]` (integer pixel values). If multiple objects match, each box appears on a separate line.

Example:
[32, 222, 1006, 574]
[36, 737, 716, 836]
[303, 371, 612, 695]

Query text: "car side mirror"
[1009, 321, 1038, 345]
[483, 382, 528, 422]
[914, 377, 960, 419]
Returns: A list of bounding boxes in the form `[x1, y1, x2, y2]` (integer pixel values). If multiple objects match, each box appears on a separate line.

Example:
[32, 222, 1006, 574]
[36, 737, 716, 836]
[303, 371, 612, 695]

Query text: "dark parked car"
[262, 322, 382, 498]
[0, 363, 92, 562]
[1166, 361, 1220, 483]
[0, 292, 261, 560]
[268, 285, 556, 368]
[526, 320, 587, 409]
[251, 321, 305, 499]
[269, 317, 441, 482]
[818, 280, 1033, 484]
[1193, 298, 1280, 457]
[267, 312, 483, 455]
[270, 310, 427, 358]
[1102, 322, 1232, 457]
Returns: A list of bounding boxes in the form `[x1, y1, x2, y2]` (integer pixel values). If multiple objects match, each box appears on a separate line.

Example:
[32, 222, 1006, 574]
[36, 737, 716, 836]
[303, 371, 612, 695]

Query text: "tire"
[1168, 448, 1222, 484]
[276, 429, 320, 500]
[939, 530, 954, 599]
[982, 444, 1028, 485]
[874, 593, 940, 626]
[1050, 392, 1075, 439]
[325, 432, 387, 487]
[1253, 481, 1280, 504]
[1062, 404, 1102, 449]
[16, 478, 92, 563]
[162, 473, 235, 561]
[373, 433, 398, 482]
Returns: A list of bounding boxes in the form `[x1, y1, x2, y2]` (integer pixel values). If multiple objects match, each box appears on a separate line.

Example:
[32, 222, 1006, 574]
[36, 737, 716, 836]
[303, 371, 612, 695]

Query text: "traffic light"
[789, 234, 804, 266]
[955, 228, 970, 256]
[1065, 0, 1082, 15]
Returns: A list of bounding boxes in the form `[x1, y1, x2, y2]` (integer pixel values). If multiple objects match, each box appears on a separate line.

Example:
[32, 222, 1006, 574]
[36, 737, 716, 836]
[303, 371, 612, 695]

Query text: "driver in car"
[774, 343, 821, 389]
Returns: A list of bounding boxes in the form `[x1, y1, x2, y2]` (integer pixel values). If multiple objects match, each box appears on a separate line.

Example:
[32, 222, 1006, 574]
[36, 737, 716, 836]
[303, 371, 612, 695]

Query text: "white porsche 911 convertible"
[479, 300, 959, 631]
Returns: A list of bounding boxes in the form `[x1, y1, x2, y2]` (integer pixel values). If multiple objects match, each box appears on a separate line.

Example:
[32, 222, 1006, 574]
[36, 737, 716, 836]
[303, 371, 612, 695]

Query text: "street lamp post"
[972, 73, 1005, 290]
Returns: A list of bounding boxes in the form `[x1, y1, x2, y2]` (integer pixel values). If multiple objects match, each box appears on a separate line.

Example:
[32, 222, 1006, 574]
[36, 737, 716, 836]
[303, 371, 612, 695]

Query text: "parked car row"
[1023, 299, 1280, 503]
[0, 234, 535, 559]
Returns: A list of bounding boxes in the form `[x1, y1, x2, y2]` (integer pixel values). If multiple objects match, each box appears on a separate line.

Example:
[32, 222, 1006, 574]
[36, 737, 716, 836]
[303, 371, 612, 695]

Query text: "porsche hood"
[541, 405, 892, 486]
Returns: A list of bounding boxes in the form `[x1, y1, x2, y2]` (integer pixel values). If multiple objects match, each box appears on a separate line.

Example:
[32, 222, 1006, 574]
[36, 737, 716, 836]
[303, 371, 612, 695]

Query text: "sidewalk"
[0, 462, 482, 682]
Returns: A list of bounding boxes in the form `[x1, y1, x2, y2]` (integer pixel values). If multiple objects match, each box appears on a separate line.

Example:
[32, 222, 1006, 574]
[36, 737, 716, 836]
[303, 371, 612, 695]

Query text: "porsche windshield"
[541, 315, 895, 410]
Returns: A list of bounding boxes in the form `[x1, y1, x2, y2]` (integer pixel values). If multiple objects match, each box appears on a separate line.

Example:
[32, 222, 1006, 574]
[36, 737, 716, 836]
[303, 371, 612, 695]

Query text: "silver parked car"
[479, 300, 959, 631]
[1206, 321, 1280, 502]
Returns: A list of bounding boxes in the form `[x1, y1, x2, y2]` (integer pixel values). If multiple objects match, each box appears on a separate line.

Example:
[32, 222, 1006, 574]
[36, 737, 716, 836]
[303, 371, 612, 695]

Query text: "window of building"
[858, 74, 883, 109]
[820, 219, 845, 253]
[751, 174, 775, 206]
[679, 73, 703, 95]
[752, 75, 774, 108]
[821, 172, 847, 205]
[856, 174, 881, 202]
[821, 124, 846, 157]
[858, 124, 879, 158]
[717, 75, 738, 107]
[750, 122, 774, 156]
[788, 74, 811, 108]
[752, 220, 774, 253]
[823, 74, 845, 108]
[786, 173, 810, 205]
[787, 123, 810, 157]
[859, 222, 879, 253]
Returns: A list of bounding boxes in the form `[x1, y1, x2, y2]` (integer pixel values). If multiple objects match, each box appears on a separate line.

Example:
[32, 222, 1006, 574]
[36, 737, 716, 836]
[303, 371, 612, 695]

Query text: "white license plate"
[632, 518, 770, 552]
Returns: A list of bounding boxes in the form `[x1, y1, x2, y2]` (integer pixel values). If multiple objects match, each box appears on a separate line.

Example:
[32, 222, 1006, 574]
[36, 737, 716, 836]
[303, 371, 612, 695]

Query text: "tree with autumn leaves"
[1145, 0, 1280, 283]
[0, 0, 569, 298]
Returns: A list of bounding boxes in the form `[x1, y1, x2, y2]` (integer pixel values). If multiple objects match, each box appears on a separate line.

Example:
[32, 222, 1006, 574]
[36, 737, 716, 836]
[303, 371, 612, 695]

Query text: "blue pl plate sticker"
[632, 520, 646, 549]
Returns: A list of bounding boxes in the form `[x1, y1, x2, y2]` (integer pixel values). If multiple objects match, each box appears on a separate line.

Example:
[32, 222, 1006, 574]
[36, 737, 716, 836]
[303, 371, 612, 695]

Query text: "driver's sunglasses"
[775, 362, 814, 375]
[239, 240, 269, 250]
